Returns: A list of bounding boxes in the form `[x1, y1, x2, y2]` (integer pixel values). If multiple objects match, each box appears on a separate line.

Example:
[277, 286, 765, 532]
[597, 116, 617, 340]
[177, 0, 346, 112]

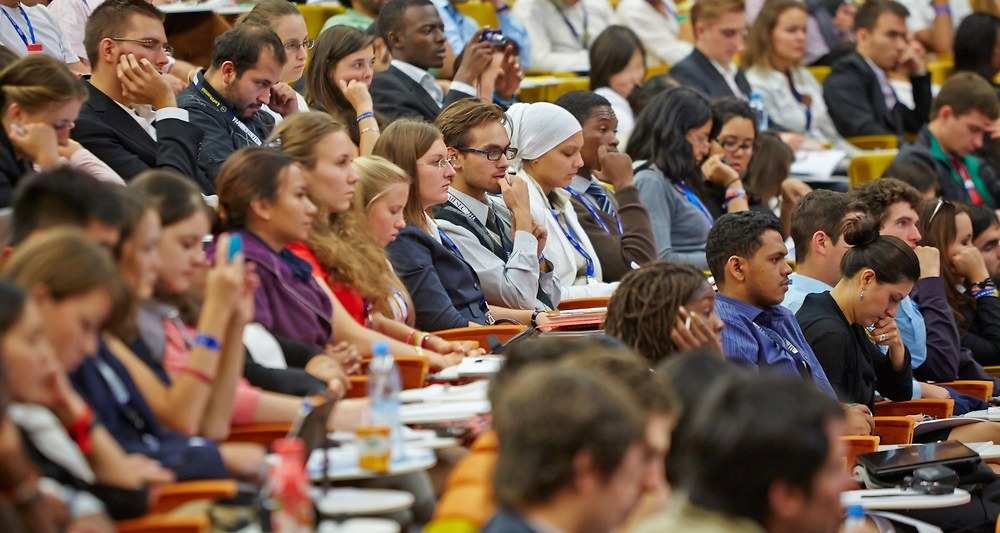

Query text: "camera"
[481, 29, 514, 50]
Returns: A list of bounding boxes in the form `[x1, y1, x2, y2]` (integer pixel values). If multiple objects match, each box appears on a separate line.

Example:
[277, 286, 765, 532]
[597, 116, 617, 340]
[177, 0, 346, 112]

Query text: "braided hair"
[606, 261, 709, 364]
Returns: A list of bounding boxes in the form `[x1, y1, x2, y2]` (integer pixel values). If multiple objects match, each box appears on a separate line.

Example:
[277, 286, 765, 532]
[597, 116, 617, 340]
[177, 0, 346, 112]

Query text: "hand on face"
[951, 245, 990, 283]
[337, 78, 374, 115]
[117, 54, 175, 109]
[670, 306, 723, 353]
[498, 173, 532, 231]
[7, 121, 60, 168]
[267, 82, 300, 117]
[914, 245, 941, 279]
[597, 144, 634, 190]
[701, 153, 740, 187]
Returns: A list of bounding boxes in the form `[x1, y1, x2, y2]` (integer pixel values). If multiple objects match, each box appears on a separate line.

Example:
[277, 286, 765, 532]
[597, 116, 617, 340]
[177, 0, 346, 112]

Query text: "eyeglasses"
[455, 145, 518, 162]
[719, 138, 754, 153]
[110, 37, 174, 56]
[425, 156, 457, 169]
[283, 38, 315, 51]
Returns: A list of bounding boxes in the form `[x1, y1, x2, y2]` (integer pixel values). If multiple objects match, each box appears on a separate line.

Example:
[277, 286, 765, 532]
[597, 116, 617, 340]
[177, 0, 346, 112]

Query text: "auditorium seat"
[847, 134, 898, 150]
[848, 149, 898, 189]
[432, 324, 527, 350]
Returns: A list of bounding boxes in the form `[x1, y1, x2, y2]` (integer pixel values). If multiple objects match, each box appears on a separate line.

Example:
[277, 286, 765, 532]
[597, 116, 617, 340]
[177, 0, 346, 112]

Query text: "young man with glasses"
[434, 99, 560, 311]
[554, 91, 655, 282]
[72, 0, 208, 191]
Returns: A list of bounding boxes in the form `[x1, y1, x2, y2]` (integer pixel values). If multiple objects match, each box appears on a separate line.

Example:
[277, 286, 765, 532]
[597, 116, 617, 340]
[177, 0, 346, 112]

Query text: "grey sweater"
[634, 165, 711, 269]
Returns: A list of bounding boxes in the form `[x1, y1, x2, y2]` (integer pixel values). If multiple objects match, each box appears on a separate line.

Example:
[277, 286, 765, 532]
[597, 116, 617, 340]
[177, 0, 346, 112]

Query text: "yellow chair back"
[848, 149, 899, 189]
[457, 1, 499, 28]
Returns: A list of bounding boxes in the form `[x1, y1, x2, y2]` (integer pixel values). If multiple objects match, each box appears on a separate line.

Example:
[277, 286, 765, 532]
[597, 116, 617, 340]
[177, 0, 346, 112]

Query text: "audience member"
[629, 88, 742, 267]
[850, 178, 998, 392]
[370, 0, 491, 122]
[707, 210, 836, 394]
[823, 0, 931, 140]
[555, 91, 655, 281]
[72, 0, 205, 191]
[306, 25, 381, 153]
[431, 0, 531, 68]
[884, 156, 938, 200]
[896, 0, 957, 55]
[434, 99, 559, 310]
[743, 0, 855, 152]
[971, 203, 1000, 280]
[374, 120, 514, 329]
[635, 375, 851, 533]
[669, 0, 752, 99]
[803, 0, 856, 66]
[484, 365, 647, 533]
[891, 73, 999, 208]
[953, 12, 1000, 86]
[0, 0, 83, 72]
[796, 216, 916, 408]
[323, 0, 386, 31]
[588, 26, 645, 144]
[918, 199, 1000, 365]
[783, 189, 855, 312]
[606, 261, 723, 363]
[511, 0, 613, 72]
[237, 0, 311, 122]
[615, 0, 692, 66]
[0, 55, 118, 207]
[626, 73, 679, 119]
[507, 102, 619, 298]
[178, 25, 292, 184]
[273, 113, 467, 368]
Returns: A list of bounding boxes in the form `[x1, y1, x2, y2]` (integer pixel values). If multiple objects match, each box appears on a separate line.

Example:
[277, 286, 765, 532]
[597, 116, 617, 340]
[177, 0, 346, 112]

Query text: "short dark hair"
[554, 90, 613, 126]
[931, 72, 1000, 120]
[840, 216, 920, 283]
[10, 168, 123, 246]
[674, 375, 843, 525]
[954, 13, 1000, 81]
[216, 147, 297, 231]
[210, 24, 287, 76]
[853, 0, 908, 32]
[711, 96, 757, 139]
[790, 189, 851, 263]
[847, 177, 922, 227]
[627, 74, 679, 119]
[706, 210, 783, 285]
[561, 348, 678, 414]
[884, 157, 937, 196]
[377, 0, 433, 42]
[492, 365, 645, 507]
[435, 99, 507, 149]
[969, 203, 999, 241]
[588, 25, 645, 92]
[84, 0, 164, 66]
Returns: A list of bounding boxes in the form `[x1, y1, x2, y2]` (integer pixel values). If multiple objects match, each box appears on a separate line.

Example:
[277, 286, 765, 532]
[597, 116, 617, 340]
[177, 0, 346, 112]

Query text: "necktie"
[485, 208, 513, 255]
[585, 181, 615, 216]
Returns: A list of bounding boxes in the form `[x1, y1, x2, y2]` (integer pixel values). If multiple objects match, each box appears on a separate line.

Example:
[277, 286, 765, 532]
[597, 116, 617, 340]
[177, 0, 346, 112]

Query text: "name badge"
[26, 43, 42, 54]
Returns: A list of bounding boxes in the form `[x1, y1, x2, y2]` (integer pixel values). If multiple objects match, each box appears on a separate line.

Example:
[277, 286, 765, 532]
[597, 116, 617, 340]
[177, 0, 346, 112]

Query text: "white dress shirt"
[616, 0, 692, 65]
[391, 59, 475, 106]
[711, 58, 746, 100]
[113, 101, 190, 141]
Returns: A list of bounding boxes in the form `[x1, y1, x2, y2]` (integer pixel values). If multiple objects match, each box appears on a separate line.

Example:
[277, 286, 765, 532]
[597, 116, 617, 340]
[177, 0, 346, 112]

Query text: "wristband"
[360, 126, 379, 135]
[356, 111, 375, 123]
[193, 333, 221, 351]
[933, 3, 951, 16]
[530, 309, 542, 327]
[177, 366, 214, 384]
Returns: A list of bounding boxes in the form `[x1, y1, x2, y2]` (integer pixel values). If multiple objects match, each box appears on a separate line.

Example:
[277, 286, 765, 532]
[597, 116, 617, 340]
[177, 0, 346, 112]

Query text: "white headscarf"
[505, 102, 583, 174]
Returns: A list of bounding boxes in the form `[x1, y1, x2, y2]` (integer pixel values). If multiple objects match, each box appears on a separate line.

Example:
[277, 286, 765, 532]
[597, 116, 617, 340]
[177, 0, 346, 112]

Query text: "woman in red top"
[271, 113, 477, 369]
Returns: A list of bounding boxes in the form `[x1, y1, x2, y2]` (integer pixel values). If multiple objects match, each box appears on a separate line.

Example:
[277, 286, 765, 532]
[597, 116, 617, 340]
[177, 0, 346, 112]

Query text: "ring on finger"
[878, 333, 887, 342]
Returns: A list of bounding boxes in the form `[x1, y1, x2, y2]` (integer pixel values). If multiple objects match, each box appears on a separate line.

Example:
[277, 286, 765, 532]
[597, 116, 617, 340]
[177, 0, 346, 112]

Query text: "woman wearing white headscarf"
[507, 102, 618, 299]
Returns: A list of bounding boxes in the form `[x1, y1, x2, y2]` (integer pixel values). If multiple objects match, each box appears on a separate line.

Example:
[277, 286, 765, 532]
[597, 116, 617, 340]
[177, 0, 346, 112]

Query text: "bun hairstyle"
[839, 216, 920, 284]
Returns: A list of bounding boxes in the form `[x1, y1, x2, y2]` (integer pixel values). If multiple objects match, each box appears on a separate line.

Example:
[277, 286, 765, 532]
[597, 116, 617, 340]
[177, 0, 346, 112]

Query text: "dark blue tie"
[586, 181, 615, 216]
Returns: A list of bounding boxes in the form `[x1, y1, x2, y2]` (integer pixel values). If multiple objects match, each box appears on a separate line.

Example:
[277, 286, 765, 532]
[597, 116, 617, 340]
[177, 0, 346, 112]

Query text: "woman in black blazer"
[795, 217, 918, 409]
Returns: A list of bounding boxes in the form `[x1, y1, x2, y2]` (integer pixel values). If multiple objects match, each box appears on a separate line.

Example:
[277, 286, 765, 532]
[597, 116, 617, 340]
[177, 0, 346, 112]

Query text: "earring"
[859, 289, 865, 301]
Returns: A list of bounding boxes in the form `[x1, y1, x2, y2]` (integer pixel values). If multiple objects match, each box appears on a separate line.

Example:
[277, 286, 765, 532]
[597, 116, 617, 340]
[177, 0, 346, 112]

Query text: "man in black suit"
[371, 0, 494, 123]
[823, 0, 931, 139]
[669, 0, 751, 100]
[71, 0, 208, 192]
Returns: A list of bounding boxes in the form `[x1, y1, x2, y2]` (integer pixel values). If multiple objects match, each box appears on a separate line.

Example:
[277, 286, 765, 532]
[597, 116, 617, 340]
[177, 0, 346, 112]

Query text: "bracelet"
[356, 111, 375, 123]
[193, 333, 221, 351]
[360, 126, 379, 135]
[933, 3, 951, 16]
[530, 309, 542, 327]
[723, 177, 742, 188]
[177, 366, 214, 384]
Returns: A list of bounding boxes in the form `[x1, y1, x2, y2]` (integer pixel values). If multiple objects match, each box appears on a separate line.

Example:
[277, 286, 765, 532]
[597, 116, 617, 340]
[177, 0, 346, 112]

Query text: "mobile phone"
[227, 234, 242, 262]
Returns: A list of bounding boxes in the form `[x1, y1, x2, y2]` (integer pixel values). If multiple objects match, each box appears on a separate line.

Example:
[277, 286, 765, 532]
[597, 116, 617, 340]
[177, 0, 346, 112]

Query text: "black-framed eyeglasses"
[719, 137, 754, 153]
[284, 38, 315, 51]
[455, 145, 518, 162]
[110, 37, 174, 56]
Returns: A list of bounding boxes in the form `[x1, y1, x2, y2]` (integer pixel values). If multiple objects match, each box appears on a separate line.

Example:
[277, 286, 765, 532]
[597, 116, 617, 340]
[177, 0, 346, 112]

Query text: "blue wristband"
[356, 111, 375, 123]
[193, 333, 221, 351]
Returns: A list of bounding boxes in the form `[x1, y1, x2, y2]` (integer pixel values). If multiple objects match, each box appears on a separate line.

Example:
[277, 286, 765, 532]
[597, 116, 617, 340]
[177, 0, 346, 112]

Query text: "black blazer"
[371, 65, 473, 123]
[669, 48, 752, 100]
[386, 224, 491, 332]
[0, 125, 32, 208]
[796, 291, 913, 408]
[823, 52, 932, 139]
[72, 82, 209, 192]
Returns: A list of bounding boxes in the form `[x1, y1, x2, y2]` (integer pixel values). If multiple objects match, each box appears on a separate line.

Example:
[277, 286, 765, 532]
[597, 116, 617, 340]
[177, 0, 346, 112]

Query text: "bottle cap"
[372, 341, 390, 357]
[846, 504, 864, 519]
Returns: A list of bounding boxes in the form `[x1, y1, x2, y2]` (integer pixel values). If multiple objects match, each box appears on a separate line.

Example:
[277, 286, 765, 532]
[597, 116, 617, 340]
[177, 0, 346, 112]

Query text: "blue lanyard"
[549, 207, 596, 282]
[673, 181, 714, 224]
[437, 229, 495, 324]
[786, 72, 813, 132]
[2, 6, 35, 48]
[563, 186, 623, 235]
[549, 0, 588, 46]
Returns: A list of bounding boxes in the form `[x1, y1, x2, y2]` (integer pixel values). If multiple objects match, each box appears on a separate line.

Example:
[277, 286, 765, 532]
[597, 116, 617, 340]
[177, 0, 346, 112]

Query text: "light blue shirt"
[431, 0, 532, 68]
[781, 272, 832, 314]
[896, 295, 927, 399]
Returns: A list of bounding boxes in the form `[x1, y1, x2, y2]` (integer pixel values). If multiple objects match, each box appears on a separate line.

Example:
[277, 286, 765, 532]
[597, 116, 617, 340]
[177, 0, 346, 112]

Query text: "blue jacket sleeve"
[387, 231, 472, 331]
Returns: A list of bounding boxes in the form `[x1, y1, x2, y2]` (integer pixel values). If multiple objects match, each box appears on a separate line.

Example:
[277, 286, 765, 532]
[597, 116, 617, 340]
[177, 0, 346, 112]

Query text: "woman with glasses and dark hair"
[237, 0, 311, 123]
[918, 199, 1000, 366]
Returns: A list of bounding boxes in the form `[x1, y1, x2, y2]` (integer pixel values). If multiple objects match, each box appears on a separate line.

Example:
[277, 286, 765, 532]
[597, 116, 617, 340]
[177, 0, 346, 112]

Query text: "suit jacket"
[71, 83, 208, 192]
[669, 48, 752, 100]
[386, 223, 491, 332]
[371, 65, 472, 123]
[0, 125, 32, 208]
[823, 52, 932, 139]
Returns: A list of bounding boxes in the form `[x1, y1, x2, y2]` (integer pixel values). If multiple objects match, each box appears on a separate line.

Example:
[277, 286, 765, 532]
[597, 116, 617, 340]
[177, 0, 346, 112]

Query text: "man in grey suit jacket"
[669, 0, 752, 100]
[371, 0, 494, 122]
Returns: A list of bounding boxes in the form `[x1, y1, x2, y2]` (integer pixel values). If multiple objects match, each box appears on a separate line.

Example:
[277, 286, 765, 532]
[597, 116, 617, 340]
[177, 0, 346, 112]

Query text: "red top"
[288, 242, 368, 325]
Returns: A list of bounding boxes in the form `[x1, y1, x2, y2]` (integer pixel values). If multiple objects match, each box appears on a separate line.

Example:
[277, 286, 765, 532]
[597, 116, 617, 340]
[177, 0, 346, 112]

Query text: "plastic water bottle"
[267, 438, 313, 532]
[842, 504, 866, 532]
[750, 90, 768, 131]
[367, 341, 403, 461]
